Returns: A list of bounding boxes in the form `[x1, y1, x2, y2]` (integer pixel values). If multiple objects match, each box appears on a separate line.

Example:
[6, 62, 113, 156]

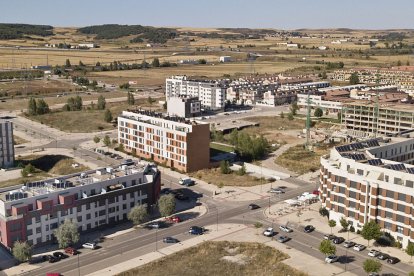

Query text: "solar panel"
[389, 163, 406, 171]
[366, 139, 380, 147]
[350, 153, 365, 161]
[368, 159, 383, 166]
[407, 167, 414, 174]
[351, 143, 364, 150]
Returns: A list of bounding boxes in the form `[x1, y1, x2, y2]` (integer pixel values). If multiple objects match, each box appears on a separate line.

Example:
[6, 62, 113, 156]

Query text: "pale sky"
[1, 0, 413, 29]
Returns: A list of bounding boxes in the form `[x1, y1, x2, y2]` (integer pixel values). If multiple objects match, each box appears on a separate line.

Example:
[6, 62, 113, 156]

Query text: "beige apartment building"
[118, 110, 210, 172]
[320, 138, 414, 248]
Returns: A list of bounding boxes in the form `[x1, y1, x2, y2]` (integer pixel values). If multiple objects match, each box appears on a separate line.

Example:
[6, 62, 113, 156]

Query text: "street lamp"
[155, 227, 158, 251]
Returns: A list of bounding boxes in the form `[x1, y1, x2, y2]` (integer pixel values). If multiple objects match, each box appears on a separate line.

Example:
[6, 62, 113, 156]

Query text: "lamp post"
[155, 227, 158, 251]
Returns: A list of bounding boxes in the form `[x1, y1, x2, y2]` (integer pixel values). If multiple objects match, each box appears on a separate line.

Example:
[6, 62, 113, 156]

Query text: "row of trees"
[227, 130, 269, 161]
[27, 97, 50, 116]
[0, 70, 44, 80]
[62, 96, 83, 111]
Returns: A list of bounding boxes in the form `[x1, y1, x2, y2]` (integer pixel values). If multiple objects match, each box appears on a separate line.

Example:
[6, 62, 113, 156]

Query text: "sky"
[2, 0, 414, 29]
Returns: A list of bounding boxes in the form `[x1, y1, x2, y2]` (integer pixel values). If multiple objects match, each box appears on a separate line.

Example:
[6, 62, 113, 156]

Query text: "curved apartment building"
[319, 137, 414, 247]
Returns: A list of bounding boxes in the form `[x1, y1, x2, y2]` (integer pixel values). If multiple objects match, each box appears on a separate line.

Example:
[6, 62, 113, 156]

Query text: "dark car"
[304, 225, 315, 233]
[387, 257, 400, 264]
[377, 253, 390, 260]
[324, 234, 336, 240]
[248, 203, 260, 210]
[189, 226, 204, 235]
[163, 237, 179, 243]
[160, 188, 171, 194]
[47, 255, 59, 263]
[333, 237, 345, 244]
[29, 255, 48, 264]
[175, 193, 189, 201]
[52, 252, 68, 260]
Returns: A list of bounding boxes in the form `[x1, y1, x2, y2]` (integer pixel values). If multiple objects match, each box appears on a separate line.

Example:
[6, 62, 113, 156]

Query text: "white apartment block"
[167, 97, 201, 118]
[165, 76, 225, 110]
[297, 93, 343, 112]
[0, 121, 14, 169]
[0, 162, 160, 248]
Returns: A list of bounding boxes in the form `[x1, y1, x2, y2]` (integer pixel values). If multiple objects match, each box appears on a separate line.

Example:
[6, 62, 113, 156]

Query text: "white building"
[167, 97, 201, 118]
[297, 93, 343, 112]
[219, 56, 231, 62]
[165, 76, 225, 110]
[0, 121, 14, 168]
[78, 43, 97, 49]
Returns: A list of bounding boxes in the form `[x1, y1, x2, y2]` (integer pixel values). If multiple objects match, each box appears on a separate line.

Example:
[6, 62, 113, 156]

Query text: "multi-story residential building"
[319, 137, 414, 247]
[0, 121, 14, 169]
[343, 102, 414, 137]
[165, 76, 225, 110]
[0, 162, 160, 249]
[167, 97, 201, 118]
[118, 110, 210, 172]
[297, 92, 346, 113]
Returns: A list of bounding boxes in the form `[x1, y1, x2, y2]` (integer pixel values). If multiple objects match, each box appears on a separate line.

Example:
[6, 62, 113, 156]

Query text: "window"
[385, 201, 393, 209]
[131, 180, 136, 186]
[27, 229, 33, 236]
[77, 216, 82, 222]
[398, 193, 405, 201]
[123, 194, 127, 200]
[36, 227, 41, 234]
[86, 203, 90, 210]
[397, 226, 404, 234]
[98, 210, 106, 216]
[385, 211, 393, 219]
[77, 206, 82, 212]
[386, 190, 394, 199]
[45, 225, 49, 231]
[396, 215, 405, 223]
[123, 204, 127, 210]
[407, 181, 414, 188]
[349, 191, 356, 199]
[86, 214, 91, 220]
[350, 181, 357, 189]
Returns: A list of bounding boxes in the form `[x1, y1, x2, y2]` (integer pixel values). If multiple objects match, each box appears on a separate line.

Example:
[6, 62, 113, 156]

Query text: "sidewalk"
[264, 201, 414, 265]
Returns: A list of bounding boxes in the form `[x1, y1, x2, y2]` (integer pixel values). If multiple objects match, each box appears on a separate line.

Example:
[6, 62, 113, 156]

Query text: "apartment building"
[319, 138, 414, 247]
[343, 102, 414, 137]
[165, 76, 225, 110]
[0, 162, 160, 249]
[0, 121, 14, 169]
[118, 110, 210, 172]
[297, 92, 347, 113]
[167, 97, 201, 118]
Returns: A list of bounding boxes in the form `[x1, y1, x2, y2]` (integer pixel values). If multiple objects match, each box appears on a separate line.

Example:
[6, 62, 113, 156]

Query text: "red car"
[165, 215, 181, 223]
[312, 190, 320, 195]
[64, 247, 78, 255]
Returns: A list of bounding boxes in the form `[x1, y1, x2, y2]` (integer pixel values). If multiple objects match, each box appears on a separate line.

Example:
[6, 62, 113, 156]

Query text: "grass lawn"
[190, 168, 269, 187]
[26, 97, 164, 133]
[0, 154, 89, 188]
[210, 142, 234, 157]
[118, 241, 307, 276]
[275, 144, 330, 175]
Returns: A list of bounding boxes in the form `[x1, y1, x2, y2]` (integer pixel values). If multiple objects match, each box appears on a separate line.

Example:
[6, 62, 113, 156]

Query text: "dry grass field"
[118, 241, 308, 276]
[189, 168, 270, 187]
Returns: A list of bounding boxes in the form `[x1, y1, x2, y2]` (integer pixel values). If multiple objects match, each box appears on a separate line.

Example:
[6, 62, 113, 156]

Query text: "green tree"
[337, 111, 342, 121]
[314, 107, 323, 118]
[128, 204, 149, 225]
[280, 111, 285, 118]
[93, 136, 101, 144]
[127, 92, 135, 105]
[75, 95, 83, 110]
[12, 241, 32, 263]
[363, 259, 382, 274]
[152, 58, 160, 67]
[319, 207, 329, 218]
[65, 59, 71, 68]
[158, 194, 176, 217]
[349, 72, 360, 85]
[361, 221, 382, 246]
[27, 97, 37, 115]
[103, 135, 111, 147]
[340, 217, 350, 231]
[290, 101, 299, 115]
[147, 96, 156, 108]
[328, 220, 336, 234]
[321, 71, 327, 79]
[97, 95, 106, 110]
[104, 109, 113, 122]
[54, 218, 80, 248]
[406, 241, 414, 262]
[220, 160, 231, 174]
[319, 240, 336, 256]
[79, 60, 85, 67]
[238, 163, 246, 176]
[36, 99, 50, 115]
[288, 113, 294, 120]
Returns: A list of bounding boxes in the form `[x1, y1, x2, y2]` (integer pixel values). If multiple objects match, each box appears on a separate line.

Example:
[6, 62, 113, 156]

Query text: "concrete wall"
[232, 162, 290, 180]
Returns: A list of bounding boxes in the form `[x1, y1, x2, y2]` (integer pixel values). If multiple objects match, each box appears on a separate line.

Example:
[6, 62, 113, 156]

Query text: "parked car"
[46, 273, 62, 276]
[353, 244, 366, 251]
[163, 237, 179, 243]
[333, 237, 345, 244]
[165, 215, 181, 223]
[189, 226, 204, 235]
[179, 177, 195, 186]
[343, 241, 355, 248]
[325, 255, 339, 263]
[377, 253, 390, 260]
[147, 221, 165, 229]
[29, 255, 48, 264]
[82, 242, 97, 250]
[263, 227, 275, 237]
[277, 236, 291, 243]
[248, 203, 260, 210]
[64, 247, 78, 255]
[52, 252, 68, 260]
[47, 255, 59, 263]
[312, 190, 320, 195]
[304, 225, 315, 233]
[368, 273, 379, 276]
[279, 225, 293, 233]
[368, 249, 381, 257]
[268, 188, 285, 194]
[387, 257, 400, 264]
[175, 193, 189, 201]
[160, 188, 171, 194]
[324, 234, 336, 240]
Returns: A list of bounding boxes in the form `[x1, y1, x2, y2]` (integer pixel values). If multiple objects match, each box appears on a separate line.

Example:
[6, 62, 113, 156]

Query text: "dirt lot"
[118, 241, 307, 276]
[190, 168, 270, 187]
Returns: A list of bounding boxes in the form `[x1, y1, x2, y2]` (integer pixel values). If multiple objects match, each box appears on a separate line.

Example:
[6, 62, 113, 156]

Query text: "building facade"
[167, 97, 201, 118]
[118, 110, 210, 172]
[165, 76, 225, 110]
[0, 121, 14, 169]
[319, 138, 414, 248]
[0, 162, 160, 249]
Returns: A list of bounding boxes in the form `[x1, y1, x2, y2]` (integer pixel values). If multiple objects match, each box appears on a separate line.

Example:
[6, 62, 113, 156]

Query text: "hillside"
[0, 23, 53, 39]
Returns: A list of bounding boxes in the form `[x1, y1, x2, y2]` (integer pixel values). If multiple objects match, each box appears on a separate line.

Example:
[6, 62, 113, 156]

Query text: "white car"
[368, 249, 381, 257]
[325, 255, 339, 263]
[263, 227, 274, 237]
[82, 242, 97, 250]
[353, 244, 366, 251]
[279, 225, 293, 233]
